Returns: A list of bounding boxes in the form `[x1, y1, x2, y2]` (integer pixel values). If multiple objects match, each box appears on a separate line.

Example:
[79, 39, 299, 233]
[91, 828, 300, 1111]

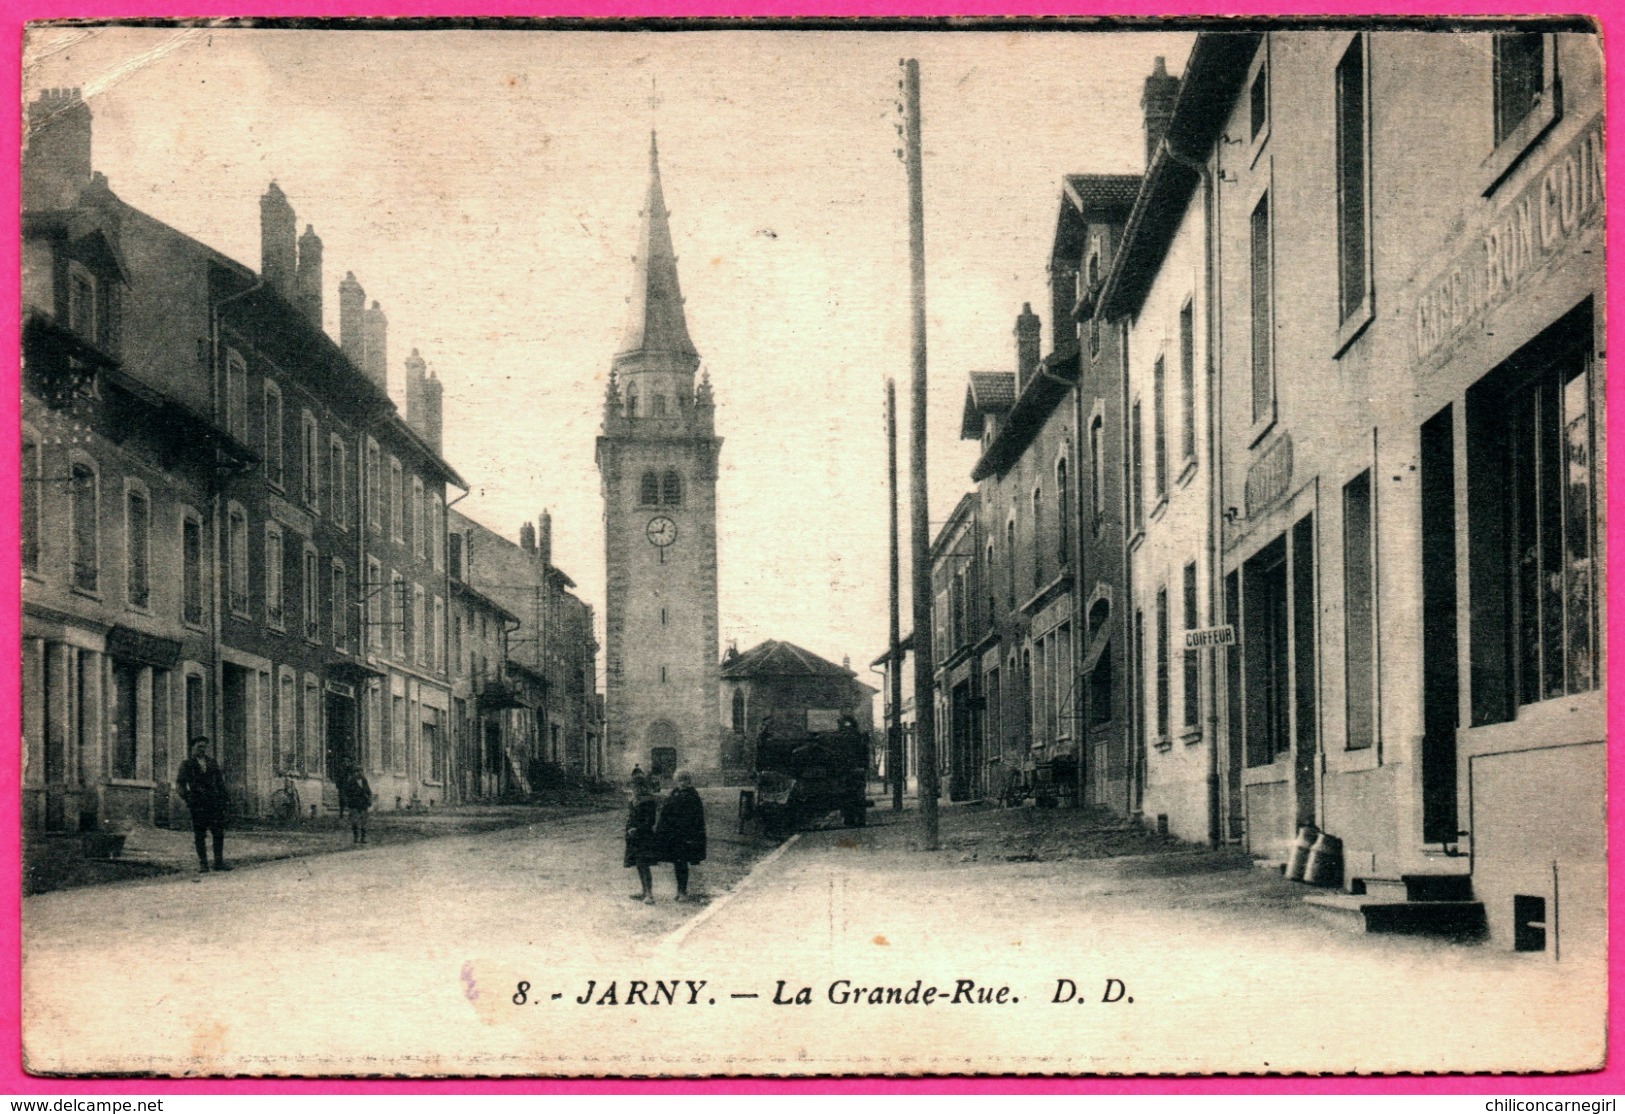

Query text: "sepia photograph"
[16, 19, 1607, 1077]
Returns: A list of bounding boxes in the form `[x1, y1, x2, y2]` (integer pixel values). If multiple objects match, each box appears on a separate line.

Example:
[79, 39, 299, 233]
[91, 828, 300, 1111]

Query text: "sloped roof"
[721, 639, 854, 680]
[960, 370, 1017, 439]
[1062, 174, 1142, 214]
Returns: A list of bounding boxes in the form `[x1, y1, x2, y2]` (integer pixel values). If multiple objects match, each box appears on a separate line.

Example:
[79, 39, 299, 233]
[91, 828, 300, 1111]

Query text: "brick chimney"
[339, 272, 365, 364]
[362, 300, 388, 391]
[520, 521, 536, 553]
[1014, 302, 1041, 394]
[295, 224, 322, 326]
[1142, 56, 1181, 170]
[404, 348, 443, 452]
[405, 347, 427, 425]
[420, 367, 443, 453]
[260, 182, 296, 297]
[24, 89, 92, 212]
[537, 511, 552, 568]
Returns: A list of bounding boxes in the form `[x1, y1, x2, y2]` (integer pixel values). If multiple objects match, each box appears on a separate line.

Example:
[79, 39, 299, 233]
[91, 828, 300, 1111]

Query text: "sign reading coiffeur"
[1414, 117, 1603, 365]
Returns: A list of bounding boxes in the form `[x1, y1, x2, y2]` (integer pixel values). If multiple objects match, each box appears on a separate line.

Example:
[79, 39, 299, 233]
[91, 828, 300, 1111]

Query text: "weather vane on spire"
[648, 76, 662, 120]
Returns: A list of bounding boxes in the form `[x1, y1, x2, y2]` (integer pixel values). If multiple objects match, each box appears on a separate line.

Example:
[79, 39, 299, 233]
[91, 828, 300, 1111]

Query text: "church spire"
[617, 131, 699, 364]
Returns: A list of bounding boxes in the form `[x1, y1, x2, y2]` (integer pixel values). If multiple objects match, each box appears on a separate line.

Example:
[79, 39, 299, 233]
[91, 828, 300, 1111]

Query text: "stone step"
[1401, 872, 1474, 903]
[1348, 877, 1408, 901]
[1303, 893, 1487, 941]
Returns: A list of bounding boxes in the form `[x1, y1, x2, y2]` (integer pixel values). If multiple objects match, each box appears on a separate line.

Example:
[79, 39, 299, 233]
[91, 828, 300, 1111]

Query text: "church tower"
[597, 133, 724, 784]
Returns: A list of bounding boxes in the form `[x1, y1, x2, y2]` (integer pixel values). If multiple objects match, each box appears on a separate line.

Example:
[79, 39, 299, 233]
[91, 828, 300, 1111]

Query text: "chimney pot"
[24, 87, 93, 212]
[295, 223, 323, 327]
[1141, 56, 1182, 170]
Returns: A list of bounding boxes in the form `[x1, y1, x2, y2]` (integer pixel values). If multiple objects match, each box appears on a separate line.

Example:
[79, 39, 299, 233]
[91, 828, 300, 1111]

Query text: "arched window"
[731, 688, 746, 735]
[652, 395, 667, 416]
[640, 471, 660, 506]
[662, 469, 683, 507]
[625, 386, 639, 417]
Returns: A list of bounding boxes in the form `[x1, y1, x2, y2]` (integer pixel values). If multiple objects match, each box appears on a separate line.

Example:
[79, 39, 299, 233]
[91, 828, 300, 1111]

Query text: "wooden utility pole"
[900, 58, 938, 849]
[886, 377, 904, 812]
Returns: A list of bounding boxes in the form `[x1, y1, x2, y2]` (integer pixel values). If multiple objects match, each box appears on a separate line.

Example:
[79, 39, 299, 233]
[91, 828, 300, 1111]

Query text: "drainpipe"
[1117, 313, 1137, 822]
[1160, 136, 1225, 850]
[444, 484, 471, 795]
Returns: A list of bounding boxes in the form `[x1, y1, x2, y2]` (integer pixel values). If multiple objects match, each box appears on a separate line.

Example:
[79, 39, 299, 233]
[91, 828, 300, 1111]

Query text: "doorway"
[221, 664, 250, 815]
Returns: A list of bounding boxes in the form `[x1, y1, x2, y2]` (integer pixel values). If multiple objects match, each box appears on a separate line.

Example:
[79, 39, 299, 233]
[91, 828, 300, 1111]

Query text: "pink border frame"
[1, 4, 1619, 1095]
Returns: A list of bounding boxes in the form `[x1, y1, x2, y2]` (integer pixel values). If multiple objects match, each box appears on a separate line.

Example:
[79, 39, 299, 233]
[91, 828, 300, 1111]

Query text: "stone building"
[1064, 174, 1141, 817]
[449, 509, 602, 790]
[597, 134, 724, 783]
[21, 90, 254, 832]
[721, 640, 876, 777]
[21, 87, 468, 828]
[1099, 48, 1244, 846]
[1099, 29, 1604, 952]
[446, 545, 523, 801]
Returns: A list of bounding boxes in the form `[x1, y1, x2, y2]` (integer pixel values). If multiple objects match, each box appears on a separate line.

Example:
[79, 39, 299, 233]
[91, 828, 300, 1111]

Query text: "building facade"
[21, 90, 252, 833]
[597, 135, 724, 783]
[451, 508, 603, 792]
[722, 640, 877, 776]
[1095, 30, 1604, 951]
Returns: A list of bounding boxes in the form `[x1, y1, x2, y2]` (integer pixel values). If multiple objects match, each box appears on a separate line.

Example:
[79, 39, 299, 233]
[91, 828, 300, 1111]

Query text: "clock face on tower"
[646, 515, 678, 547]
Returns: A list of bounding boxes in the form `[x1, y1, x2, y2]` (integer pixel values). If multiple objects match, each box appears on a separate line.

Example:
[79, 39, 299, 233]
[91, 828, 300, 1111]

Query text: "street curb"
[658, 832, 802, 952]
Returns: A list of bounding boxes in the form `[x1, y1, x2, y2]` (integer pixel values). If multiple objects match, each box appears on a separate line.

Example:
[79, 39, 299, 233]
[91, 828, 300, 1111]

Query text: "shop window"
[1467, 304, 1597, 720]
[111, 660, 139, 781]
[1243, 537, 1290, 767]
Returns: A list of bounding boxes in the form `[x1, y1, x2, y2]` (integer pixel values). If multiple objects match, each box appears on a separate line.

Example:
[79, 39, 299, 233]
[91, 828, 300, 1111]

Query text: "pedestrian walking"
[176, 737, 231, 873]
[655, 771, 707, 902]
[342, 768, 373, 845]
[630, 764, 652, 797]
[624, 782, 660, 904]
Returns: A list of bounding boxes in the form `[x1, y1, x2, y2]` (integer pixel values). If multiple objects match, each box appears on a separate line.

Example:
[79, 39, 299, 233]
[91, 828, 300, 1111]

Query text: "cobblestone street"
[22, 796, 1604, 1077]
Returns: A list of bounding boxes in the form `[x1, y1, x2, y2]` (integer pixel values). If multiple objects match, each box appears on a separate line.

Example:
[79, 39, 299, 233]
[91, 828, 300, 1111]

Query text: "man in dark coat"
[176, 737, 231, 873]
[655, 771, 707, 902]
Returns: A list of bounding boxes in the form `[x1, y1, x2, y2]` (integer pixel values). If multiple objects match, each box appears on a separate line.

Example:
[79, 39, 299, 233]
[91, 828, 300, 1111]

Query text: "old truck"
[740, 715, 871, 838]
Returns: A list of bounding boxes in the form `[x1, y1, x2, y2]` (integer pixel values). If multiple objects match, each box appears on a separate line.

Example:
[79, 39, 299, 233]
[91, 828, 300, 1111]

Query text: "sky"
[22, 25, 1193, 681]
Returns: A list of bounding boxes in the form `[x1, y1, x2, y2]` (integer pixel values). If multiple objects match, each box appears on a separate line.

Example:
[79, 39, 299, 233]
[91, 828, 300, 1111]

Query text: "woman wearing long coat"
[655, 771, 707, 902]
